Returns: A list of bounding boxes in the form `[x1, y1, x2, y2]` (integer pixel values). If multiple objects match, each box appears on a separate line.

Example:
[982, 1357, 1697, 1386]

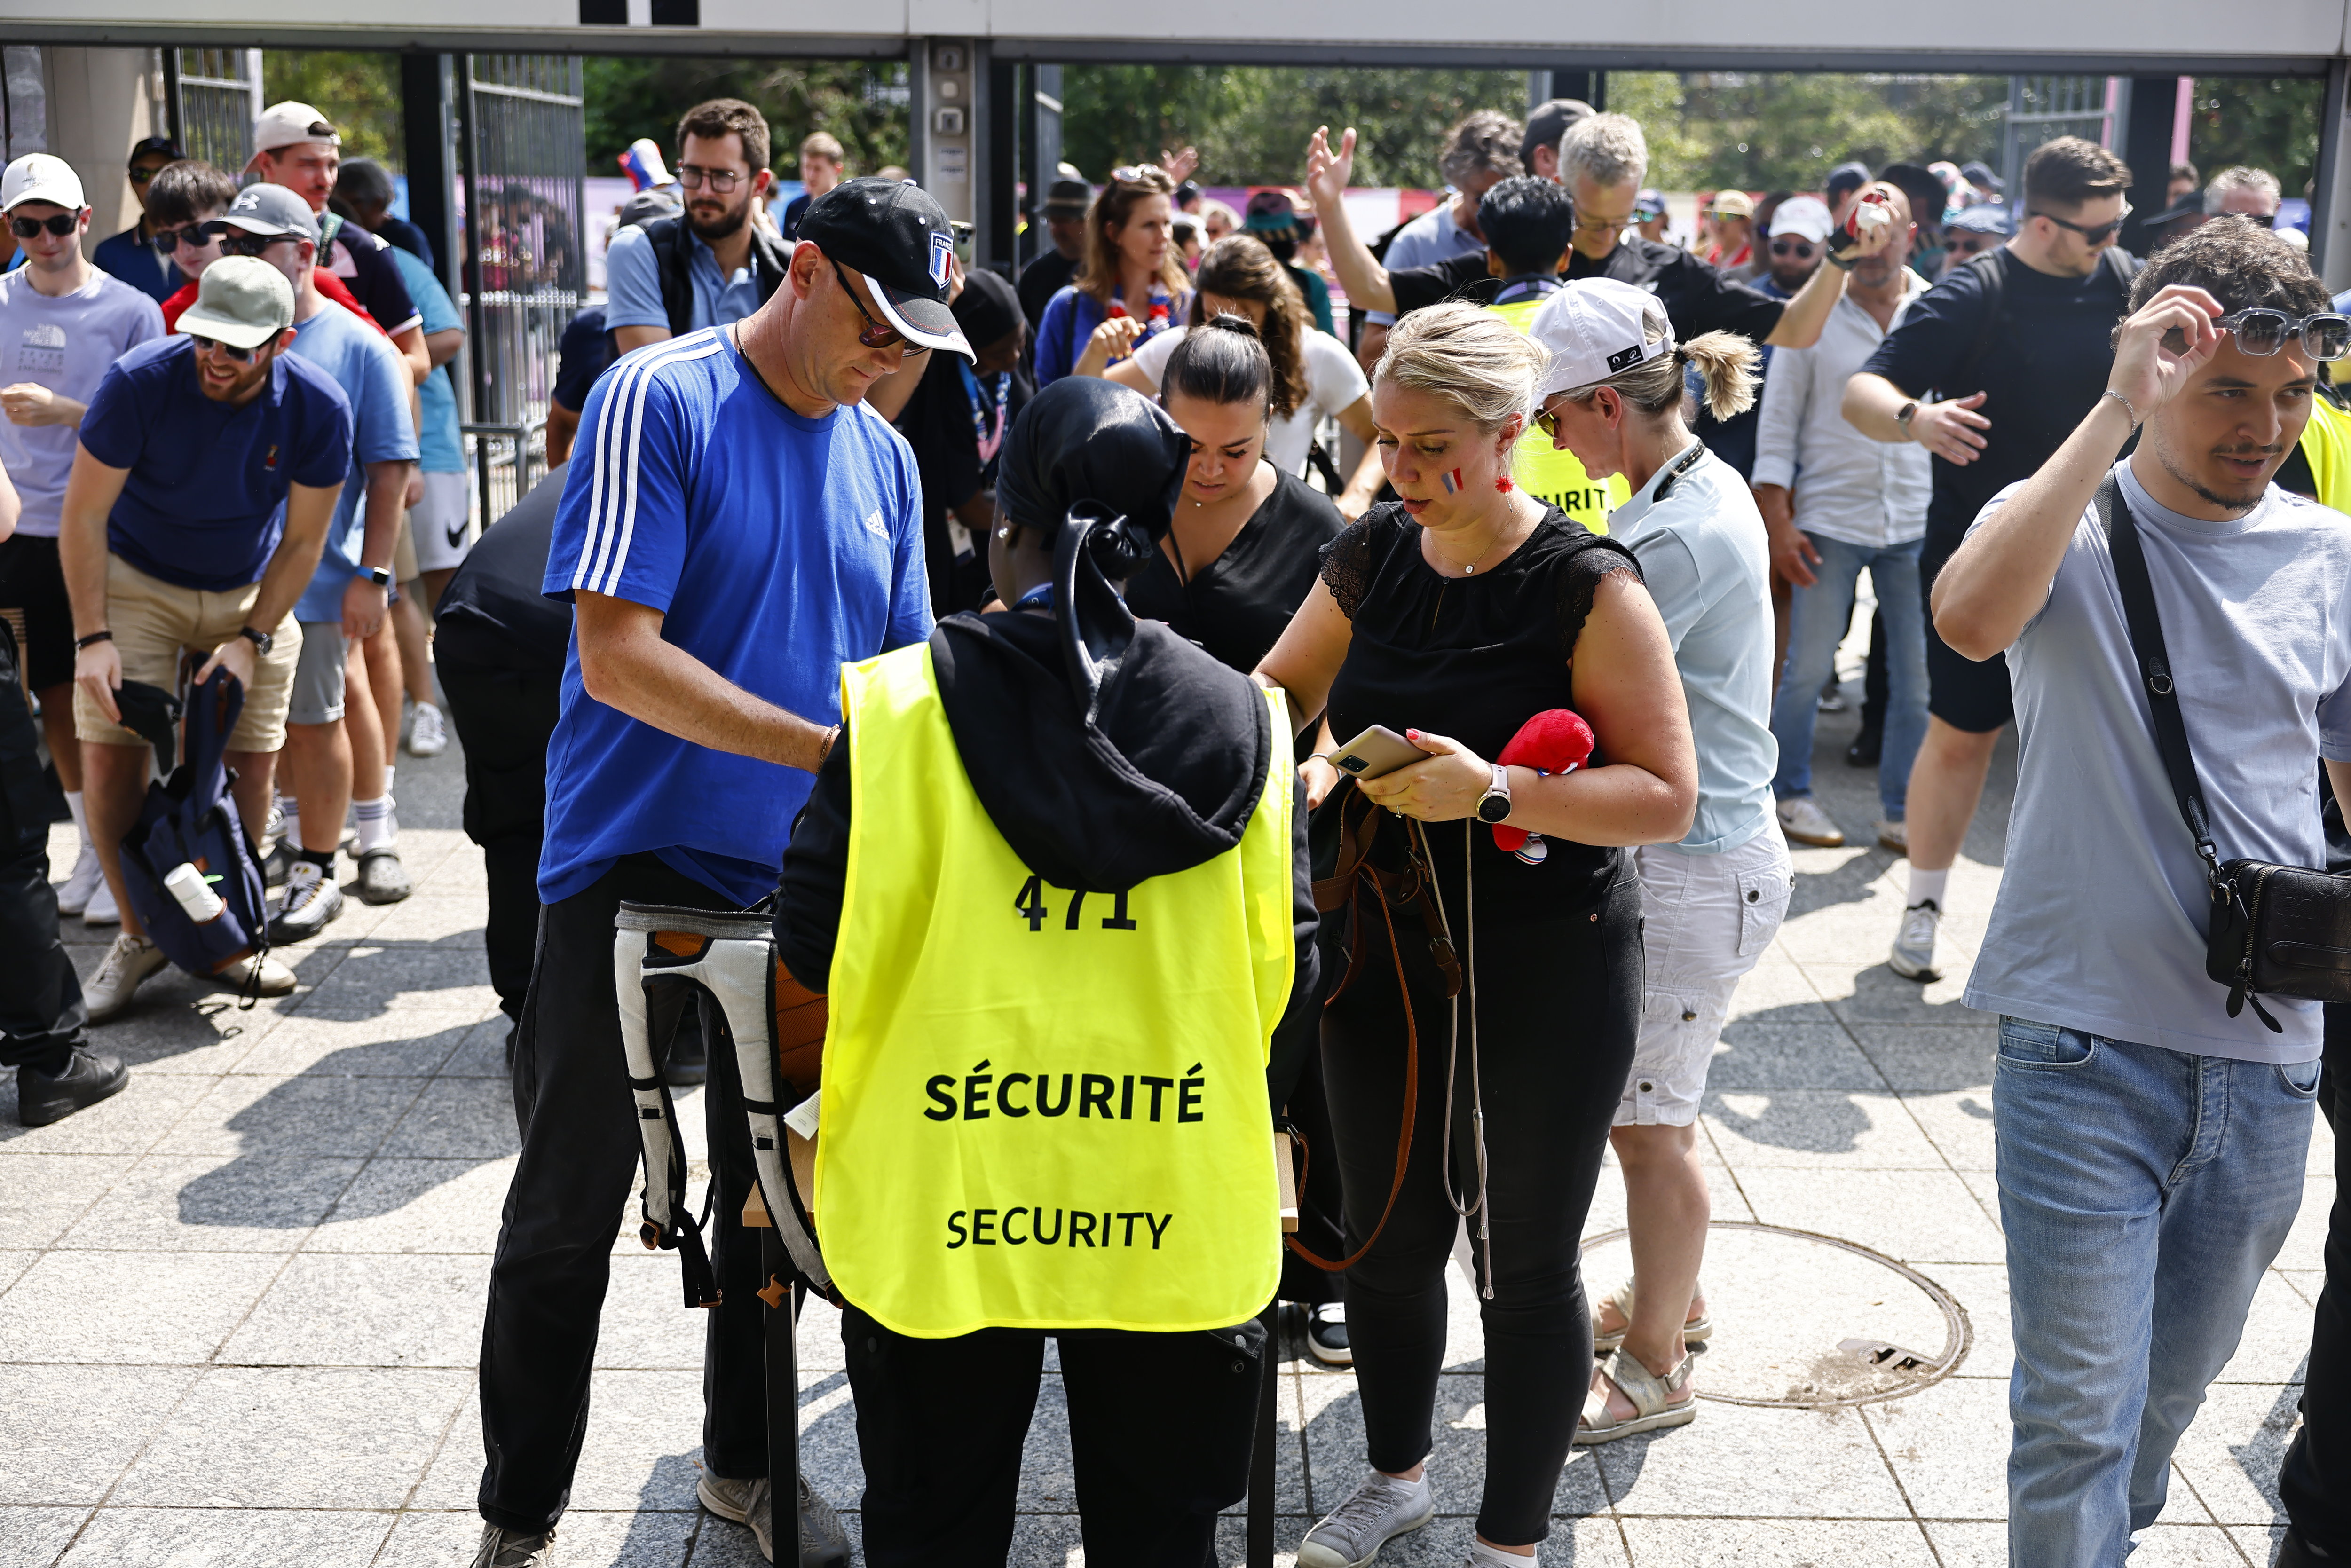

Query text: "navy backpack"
[117, 668, 273, 1002]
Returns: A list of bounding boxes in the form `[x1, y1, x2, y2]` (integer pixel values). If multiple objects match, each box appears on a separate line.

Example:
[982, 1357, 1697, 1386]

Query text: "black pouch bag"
[117, 667, 272, 1002]
[2099, 474, 2351, 1031]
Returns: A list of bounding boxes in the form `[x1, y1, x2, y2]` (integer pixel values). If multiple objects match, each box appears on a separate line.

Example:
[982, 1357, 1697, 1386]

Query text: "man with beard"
[605, 99, 791, 354]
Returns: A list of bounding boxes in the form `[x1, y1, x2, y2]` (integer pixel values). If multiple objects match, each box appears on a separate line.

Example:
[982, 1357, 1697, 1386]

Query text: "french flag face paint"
[1441, 468, 1464, 495]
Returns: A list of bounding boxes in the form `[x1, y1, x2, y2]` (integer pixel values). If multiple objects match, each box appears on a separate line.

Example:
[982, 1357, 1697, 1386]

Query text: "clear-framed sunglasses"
[2220, 308, 2351, 362]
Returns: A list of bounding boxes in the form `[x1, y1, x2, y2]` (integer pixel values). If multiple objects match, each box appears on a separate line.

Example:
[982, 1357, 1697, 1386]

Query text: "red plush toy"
[1492, 708, 1595, 863]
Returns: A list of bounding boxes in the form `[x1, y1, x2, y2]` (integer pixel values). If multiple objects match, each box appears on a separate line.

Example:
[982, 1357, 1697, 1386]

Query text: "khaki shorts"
[75, 552, 302, 754]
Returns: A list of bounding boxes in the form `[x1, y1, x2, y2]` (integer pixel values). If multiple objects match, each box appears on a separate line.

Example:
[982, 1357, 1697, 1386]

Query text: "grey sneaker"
[1299, 1470, 1436, 1568]
[86, 931, 169, 1024]
[468, 1524, 554, 1568]
[697, 1472, 850, 1567]
[1889, 899, 1943, 983]
[1775, 796, 1845, 848]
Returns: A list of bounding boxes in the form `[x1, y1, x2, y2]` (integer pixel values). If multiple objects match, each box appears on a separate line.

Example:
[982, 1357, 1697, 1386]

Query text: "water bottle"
[164, 862, 227, 924]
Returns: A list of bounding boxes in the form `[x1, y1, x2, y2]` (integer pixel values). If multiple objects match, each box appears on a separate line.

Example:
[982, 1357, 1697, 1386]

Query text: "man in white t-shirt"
[0, 154, 164, 926]
[1931, 219, 2346, 1566]
[1354, 110, 1521, 374]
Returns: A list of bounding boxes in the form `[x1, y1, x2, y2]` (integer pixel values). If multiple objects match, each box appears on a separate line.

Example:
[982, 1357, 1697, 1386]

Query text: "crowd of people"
[0, 82, 2345, 1568]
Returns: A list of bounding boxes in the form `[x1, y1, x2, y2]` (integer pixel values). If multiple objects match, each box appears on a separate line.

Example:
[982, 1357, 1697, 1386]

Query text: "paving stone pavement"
[1, 642, 2330, 1567]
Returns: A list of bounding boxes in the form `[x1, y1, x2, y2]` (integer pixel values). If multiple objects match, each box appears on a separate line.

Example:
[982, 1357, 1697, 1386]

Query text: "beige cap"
[1711, 189, 1756, 219]
[177, 256, 295, 350]
[253, 101, 340, 156]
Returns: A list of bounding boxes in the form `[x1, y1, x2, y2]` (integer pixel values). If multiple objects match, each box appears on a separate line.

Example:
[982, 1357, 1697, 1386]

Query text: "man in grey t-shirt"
[1932, 220, 2341, 1566]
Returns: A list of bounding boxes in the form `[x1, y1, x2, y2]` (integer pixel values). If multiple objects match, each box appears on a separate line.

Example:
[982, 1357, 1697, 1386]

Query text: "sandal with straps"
[1591, 1276, 1713, 1355]
[1574, 1347, 1698, 1445]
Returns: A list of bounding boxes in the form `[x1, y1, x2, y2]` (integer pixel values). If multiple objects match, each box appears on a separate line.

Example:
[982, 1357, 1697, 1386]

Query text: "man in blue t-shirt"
[469, 176, 970, 1567]
[222, 183, 417, 940]
[61, 256, 353, 1020]
[603, 98, 785, 355]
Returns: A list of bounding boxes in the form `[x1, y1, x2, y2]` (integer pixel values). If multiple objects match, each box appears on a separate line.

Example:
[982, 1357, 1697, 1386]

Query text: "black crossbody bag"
[2099, 474, 2351, 1031]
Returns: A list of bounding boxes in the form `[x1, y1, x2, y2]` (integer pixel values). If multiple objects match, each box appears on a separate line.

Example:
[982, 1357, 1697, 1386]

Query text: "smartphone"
[1329, 725, 1431, 781]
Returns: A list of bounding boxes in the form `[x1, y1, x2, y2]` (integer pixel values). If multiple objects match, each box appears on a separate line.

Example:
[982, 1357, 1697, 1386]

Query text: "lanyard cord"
[1423, 817, 1495, 1300]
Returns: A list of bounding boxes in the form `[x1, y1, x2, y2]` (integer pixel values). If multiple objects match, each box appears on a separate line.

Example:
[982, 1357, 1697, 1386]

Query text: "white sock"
[277, 793, 300, 845]
[65, 789, 89, 848]
[1908, 866, 1949, 912]
[382, 765, 395, 801]
[1468, 1539, 1534, 1568]
[353, 795, 395, 853]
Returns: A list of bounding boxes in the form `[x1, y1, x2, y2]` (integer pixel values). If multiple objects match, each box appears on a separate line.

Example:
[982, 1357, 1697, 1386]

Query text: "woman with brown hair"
[1032, 165, 1192, 385]
[1080, 234, 1387, 518]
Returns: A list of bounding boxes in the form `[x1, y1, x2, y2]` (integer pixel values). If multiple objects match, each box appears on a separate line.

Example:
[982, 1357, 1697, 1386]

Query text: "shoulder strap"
[2101, 244, 2141, 289]
[643, 217, 694, 339]
[2097, 473, 2222, 871]
[751, 224, 794, 306]
[1943, 250, 2008, 397]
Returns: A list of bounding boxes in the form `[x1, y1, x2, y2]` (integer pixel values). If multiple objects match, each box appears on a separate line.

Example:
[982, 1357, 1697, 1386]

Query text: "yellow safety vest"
[814, 642, 1294, 1337]
[1487, 292, 1632, 534]
[2300, 394, 2351, 513]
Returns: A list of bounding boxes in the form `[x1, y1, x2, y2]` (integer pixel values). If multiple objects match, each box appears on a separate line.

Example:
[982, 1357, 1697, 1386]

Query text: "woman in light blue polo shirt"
[1529, 276, 1790, 1443]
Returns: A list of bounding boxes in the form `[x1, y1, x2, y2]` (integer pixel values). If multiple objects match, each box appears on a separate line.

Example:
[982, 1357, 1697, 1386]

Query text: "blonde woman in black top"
[1256, 303, 1696, 1568]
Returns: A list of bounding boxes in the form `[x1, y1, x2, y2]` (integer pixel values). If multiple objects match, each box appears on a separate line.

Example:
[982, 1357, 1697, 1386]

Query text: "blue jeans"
[1768, 534, 1927, 819]
[1994, 1018, 2319, 1566]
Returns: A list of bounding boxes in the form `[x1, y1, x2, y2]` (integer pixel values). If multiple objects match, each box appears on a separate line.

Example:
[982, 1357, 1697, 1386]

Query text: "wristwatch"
[360, 565, 393, 588]
[1475, 764, 1513, 825]
[237, 625, 274, 656]
[1895, 400, 1919, 439]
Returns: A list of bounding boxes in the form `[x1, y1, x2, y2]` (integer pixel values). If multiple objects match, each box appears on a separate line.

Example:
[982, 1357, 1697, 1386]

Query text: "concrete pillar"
[2314, 58, 2351, 292]
[41, 47, 167, 257]
[911, 38, 977, 226]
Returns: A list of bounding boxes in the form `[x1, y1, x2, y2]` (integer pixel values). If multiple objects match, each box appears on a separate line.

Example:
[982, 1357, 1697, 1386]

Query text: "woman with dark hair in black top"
[1256, 303, 1696, 1568]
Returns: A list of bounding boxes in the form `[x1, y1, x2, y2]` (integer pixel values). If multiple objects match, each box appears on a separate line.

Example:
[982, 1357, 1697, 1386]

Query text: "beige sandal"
[1591, 1277, 1713, 1354]
[1574, 1347, 1698, 1445]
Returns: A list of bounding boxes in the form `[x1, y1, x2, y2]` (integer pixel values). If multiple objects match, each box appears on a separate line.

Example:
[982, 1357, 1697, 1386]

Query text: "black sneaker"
[17, 1048, 130, 1127]
[1846, 727, 1883, 767]
[268, 859, 346, 943]
[1305, 1302, 1353, 1366]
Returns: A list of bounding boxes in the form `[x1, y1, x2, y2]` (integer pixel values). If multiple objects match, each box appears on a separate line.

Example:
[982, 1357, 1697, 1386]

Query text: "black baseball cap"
[1041, 177, 1092, 217]
[128, 135, 184, 165]
[795, 176, 973, 361]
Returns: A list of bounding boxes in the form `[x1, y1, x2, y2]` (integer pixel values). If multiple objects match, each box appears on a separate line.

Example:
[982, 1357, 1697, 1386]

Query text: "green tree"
[262, 51, 405, 169]
[582, 56, 909, 176]
[2186, 77, 2323, 199]
[1608, 72, 2006, 193]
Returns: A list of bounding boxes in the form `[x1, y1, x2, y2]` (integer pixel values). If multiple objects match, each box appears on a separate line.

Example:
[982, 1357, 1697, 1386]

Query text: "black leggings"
[1321, 857, 1641, 1546]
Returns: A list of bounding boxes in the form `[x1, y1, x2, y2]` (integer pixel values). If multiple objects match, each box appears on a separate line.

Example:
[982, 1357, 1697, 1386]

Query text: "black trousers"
[2279, 1007, 2349, 1553]
[844, 1307, 1262, 1568]
[0, 628, 83, 1075]
[438, 661, 562, 1023]
[1322, 861, 1641, 1547]
[475, 853, 768, 1533]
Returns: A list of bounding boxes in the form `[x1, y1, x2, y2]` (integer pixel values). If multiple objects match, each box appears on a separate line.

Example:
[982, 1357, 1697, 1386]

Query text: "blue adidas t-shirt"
[539, 327, 931, 906]
[77, 335, 353, 591]
[287, 302, 419, 623]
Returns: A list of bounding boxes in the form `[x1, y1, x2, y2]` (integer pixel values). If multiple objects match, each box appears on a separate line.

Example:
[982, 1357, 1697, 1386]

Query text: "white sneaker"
[216, 951, 298, 997]
[406, 700, 448, 757]
[82, 875, 120, 927]
[1874, 818, 1909, 856]
[87, 932, 169, 1023]
[1889, 900, 1943, 983]
[1775, 796, 1846, 848]
[1299, 1470, 1436, 1568]
[55, 843, 105, 916]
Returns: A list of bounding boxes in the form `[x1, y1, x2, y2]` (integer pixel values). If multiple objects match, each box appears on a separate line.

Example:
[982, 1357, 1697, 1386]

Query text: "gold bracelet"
[817, 725, 842, 767]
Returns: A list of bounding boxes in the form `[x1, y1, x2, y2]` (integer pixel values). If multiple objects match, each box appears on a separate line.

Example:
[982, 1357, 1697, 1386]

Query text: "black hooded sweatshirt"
[771, 609, 1321, 1117]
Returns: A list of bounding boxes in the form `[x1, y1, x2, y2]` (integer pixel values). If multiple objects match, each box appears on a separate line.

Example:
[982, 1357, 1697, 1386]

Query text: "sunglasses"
[188, 333, 264, 362]
[152, 221, 229, 254]
[1109, 165, 1159, 185]
[220, 230, 299, 258]
[2029, 202, 2132, 244]
[8, 213, 78, 239]
[676, 164, 744, 193]
[128, 165, 168, 184]
[829, 259, 922, 357]
[1770, 239, 1817, 259]
[2218, 309, 2351, 362]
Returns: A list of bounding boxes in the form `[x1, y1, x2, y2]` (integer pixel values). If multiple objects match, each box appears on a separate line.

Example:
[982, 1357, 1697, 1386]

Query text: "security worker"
[770, 377, 1319, 1567]
[1474, 177, 1631, 533]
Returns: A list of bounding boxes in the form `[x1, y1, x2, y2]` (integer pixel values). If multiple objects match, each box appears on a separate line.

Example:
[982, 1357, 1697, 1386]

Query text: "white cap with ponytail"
[1528, 279, 1674, 399]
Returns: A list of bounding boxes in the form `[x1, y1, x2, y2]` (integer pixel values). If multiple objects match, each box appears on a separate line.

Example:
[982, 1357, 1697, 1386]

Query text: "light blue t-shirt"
[1607, 440, 1778, 854]
[286, 302, 418, 623]
[602, 223, 764, 336]
[1964, 460, 2351, 1064]
[539, 328, 931, 906]
[0, 268, 164, 537]
[387, 246, 465, 474]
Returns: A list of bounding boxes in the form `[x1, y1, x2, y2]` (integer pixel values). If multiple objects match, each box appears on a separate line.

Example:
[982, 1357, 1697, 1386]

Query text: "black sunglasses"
[152, 221, 229, 254]
[188, 333, 263, 362]
[2029, 202, 2132, 244]
[830, 259, 922, 357]
[220, 230, 299, 258]
[8, 213, 77, 239]
[1770, 239, 1816, 258]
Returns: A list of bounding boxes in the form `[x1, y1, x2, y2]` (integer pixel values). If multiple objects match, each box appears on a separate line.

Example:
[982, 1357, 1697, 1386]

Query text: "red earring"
[1494, 475, 1515, 493]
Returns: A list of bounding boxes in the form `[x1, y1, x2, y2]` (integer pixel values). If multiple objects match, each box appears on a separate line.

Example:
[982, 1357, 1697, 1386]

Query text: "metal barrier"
[462, 420, 548, 533]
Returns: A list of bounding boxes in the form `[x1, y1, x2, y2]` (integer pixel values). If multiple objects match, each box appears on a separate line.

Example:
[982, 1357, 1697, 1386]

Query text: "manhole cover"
[1579, 1221, 1971, 1408]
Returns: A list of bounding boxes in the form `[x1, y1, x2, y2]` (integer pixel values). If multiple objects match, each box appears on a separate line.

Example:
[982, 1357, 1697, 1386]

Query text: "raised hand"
[2109, 283, 2226, 421]
[1305, 126, 1357, 213]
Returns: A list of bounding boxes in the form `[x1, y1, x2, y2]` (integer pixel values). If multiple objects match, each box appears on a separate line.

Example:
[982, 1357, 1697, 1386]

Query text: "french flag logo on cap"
[929, 229, 953, 289]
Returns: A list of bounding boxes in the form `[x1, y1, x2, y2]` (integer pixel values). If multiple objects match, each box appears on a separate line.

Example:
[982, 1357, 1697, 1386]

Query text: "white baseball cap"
[1528, 278, 1674, 400]
[1768, 195, 1835, 245]
[2, 153, 86, 213]
[253, 101, 340, 156]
